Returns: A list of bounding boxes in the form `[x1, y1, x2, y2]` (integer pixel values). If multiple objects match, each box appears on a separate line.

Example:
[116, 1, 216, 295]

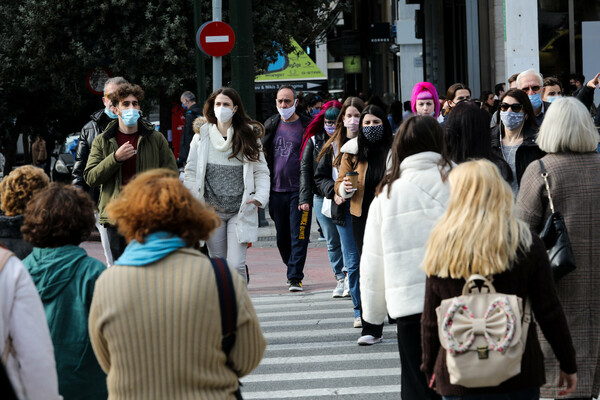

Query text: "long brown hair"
[376, 116, 452, 198]
[317, 96, 365, 166]
[203, 87, 264, 162]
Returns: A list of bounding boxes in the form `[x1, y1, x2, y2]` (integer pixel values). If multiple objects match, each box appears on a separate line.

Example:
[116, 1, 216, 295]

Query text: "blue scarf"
[114, 231, 187, 266]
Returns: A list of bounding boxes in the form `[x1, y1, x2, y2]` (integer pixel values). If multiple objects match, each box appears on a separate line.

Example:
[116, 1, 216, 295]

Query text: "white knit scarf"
[208, 123, 235, 152]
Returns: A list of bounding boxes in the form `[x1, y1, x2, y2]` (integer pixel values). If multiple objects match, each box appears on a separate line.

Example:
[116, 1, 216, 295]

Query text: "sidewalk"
[80, 212, 338, 296]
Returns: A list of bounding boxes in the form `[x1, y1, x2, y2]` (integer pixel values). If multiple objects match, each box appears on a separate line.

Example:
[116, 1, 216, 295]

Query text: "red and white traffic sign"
[196, 21, 236, 57]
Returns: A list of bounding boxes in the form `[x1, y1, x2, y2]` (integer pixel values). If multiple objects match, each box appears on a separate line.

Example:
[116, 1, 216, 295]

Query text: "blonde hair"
[536, 96, 598, 153]
[421, 160, 532, 279]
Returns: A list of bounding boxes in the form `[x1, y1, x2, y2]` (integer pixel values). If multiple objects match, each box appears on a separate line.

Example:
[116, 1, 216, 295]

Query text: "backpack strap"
[209, 257, 237, 356]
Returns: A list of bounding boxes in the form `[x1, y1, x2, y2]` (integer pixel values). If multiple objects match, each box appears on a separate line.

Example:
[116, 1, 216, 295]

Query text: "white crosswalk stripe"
[242, 290, 402, 399]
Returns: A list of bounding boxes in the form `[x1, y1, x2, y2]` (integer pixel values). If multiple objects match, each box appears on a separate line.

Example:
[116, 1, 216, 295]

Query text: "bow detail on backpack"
[441, 296, 518, 355]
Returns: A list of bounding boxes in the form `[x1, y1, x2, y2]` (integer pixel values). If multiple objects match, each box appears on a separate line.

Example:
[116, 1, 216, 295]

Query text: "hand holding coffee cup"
[344, 171, 359, 193]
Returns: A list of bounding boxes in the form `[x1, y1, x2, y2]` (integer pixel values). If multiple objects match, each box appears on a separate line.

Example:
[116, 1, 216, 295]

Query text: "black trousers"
[396, 313, 441, 400]
[106, 224, 127, 262]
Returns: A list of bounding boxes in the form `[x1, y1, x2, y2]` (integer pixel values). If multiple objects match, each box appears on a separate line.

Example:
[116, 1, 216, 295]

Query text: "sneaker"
[286, 279, 291, 287]
[342, 275, 350, 298]
[332, 279, 345, 298]
[353, 317, 362, 328]
[357, 335, 382, 346]
[289, 280, 303, 292]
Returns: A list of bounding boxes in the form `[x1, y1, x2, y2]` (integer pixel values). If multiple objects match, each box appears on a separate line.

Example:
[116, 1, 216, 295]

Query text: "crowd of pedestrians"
[0, 65, 599, 399]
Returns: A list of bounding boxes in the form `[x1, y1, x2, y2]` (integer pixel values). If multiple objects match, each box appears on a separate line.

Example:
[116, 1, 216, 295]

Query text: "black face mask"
[569, 84, 577, 92]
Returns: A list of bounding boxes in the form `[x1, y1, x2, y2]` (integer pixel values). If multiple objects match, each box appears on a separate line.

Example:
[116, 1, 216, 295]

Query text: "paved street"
[242, 290, 401, 399]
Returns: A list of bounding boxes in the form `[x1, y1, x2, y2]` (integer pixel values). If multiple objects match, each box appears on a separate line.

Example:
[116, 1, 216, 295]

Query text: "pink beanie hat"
[411, 82, 440, 118]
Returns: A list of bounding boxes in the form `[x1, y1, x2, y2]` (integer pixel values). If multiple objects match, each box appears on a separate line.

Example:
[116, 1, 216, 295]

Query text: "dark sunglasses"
[500, 103, 523, 112]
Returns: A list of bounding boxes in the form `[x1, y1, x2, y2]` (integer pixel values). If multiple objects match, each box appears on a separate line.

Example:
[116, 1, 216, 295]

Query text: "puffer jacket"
[72, 109, 114, 201]
[83, 119, 178, 224]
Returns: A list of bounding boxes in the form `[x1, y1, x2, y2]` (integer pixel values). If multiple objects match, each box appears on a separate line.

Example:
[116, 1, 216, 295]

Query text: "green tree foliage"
[0, 0, 348, 136]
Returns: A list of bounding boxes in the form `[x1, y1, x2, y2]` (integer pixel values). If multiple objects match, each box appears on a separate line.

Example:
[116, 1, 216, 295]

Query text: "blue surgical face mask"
[121, 108, 141, 127]
[104, 106, 118, 119]
[181, 102, 187, 111]
[500, 110, 525, 130]
[528, 93, 542, 109]
[546, 95, 560, 103]
[310, 108, 320, 117]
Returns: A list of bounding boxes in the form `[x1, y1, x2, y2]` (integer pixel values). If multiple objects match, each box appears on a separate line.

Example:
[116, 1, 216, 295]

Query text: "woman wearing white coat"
[0, 248, 61, 400]
[361, 116, 453, 400]
[184, 87, 270, 280]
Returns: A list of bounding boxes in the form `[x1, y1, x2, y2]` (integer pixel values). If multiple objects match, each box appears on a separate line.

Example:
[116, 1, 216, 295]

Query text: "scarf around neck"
[209, 123, 235, 152]
[114, 231, 187, 266]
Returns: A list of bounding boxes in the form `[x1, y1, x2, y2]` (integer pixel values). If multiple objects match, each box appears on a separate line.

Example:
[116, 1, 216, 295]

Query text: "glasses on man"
[521, 85, 541, 93]
[500, 103, 523, 112]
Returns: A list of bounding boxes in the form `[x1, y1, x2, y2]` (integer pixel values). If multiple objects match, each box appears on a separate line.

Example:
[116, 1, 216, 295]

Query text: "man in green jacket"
[84, 83, 177, 261]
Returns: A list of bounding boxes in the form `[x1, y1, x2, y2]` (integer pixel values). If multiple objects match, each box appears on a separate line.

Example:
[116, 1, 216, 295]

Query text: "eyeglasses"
[500, 103, 523, 112]
[324, 120, 336, 127]
[521, 85, 541, 93]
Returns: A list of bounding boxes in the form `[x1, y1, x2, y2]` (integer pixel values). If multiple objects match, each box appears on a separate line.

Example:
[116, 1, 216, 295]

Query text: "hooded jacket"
[23, 245, 107, 400]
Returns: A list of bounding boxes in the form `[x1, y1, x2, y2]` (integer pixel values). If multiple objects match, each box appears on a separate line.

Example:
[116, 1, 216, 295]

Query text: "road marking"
[262, 325, 396, 340]
[257, 308, 353, 318]
[259, 317, 359, 327]
[243, 385, 401, 399]
[258, 352, 398, 365]
[253, 299, 354, 310]
[205, 35, 229, 43]
[242, 368, 400, 383]
[265, 340, 397, 352]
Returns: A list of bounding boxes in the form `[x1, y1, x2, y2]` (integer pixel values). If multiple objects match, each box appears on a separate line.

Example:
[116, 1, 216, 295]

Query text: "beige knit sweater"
[88, 248, 266, 399]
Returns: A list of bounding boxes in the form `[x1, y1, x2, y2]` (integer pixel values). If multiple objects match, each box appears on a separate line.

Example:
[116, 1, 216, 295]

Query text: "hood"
[25, 245, 89, 301]
[0, 214, 24, 238]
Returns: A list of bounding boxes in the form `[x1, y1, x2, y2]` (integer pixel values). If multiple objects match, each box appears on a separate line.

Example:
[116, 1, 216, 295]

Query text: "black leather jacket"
[72, 109, 113, 201]
[314, 146, 347, 226]
[491, 124, 545, 187]
[299, 130, 328, 205]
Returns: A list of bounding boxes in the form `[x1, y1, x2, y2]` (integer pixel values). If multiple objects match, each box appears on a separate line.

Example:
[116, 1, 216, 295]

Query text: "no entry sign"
[196, 21, 236, 57]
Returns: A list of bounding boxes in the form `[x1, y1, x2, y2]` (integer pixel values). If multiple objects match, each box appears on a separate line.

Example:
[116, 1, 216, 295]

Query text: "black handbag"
[537, 160, 576, 281]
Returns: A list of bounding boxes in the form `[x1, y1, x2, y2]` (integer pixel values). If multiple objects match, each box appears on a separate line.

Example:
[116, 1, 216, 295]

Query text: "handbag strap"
[209, 257, 237, 356]
[538, 160, 555, 214]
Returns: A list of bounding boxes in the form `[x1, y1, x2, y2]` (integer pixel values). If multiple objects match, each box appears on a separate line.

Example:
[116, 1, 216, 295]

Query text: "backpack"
[435, 274, 531, 388]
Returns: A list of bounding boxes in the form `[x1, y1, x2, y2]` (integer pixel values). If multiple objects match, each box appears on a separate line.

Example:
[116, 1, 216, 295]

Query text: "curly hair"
[106, 169, 220, 246]
[0, 165, 50, 216]
[107, 83, 145, 106]
[21, 183, 95, 247]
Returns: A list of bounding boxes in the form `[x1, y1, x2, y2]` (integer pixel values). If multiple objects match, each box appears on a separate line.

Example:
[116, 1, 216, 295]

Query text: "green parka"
[84, 119, 177, 224]
[23, 245, 107, 400]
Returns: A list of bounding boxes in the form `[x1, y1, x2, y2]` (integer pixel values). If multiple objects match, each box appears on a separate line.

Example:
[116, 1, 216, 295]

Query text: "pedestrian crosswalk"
[242, 290, 401, 399]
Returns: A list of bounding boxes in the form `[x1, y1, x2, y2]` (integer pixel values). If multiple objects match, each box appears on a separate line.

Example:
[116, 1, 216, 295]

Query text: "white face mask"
[214, 106, 235, 123]
[277, 100, 296, 121]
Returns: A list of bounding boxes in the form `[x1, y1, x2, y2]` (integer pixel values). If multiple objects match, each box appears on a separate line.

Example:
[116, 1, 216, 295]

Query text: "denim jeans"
[442, 387, 540, 400]
[313, 195, 345, 280]
[268, 191, 311, 281]
[336, 204, 361, 318]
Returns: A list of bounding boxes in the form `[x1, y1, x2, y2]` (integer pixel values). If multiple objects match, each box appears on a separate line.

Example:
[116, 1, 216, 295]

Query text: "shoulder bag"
[537, 160, 576, 281]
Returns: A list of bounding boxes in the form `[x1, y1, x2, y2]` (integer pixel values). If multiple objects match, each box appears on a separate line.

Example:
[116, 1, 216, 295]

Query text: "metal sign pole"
[213, 0, 222, 91]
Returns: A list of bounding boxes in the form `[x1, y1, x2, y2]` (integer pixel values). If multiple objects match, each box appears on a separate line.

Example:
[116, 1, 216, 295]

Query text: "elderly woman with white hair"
[516, 96, 600, 400]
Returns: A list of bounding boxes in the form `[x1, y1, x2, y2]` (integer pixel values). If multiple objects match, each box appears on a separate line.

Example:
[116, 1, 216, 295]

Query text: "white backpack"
[436, 274, 531, 388]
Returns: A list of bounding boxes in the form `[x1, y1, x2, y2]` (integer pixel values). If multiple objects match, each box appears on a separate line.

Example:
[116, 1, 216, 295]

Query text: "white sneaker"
[353, 317, 362, 328]
[357, 335, 382, 346]
[342, 275, 350, 298]
[332, 279, 345, 298]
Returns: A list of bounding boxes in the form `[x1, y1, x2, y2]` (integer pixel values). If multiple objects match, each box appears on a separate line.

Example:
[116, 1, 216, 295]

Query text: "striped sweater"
[88, 248, 266, 399]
